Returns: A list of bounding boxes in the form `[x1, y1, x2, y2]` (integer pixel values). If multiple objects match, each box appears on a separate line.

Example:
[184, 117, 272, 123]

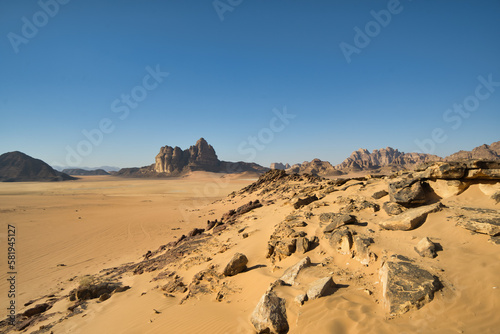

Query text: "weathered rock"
[251, 290, 289, 334]
[425, 162, 467, 179]
[98, 293, 111, 302]
[162, 279, 187, 293]
[295, 237, 310, 254]
[293, 195, 319, 209]
[492, 191, 500, 204]
[465, 169, 500, 180]
[380, 260, 441, 315]
[454, 207, 500, 236]
[22, 303, 50, 317]
[187, 228, 204, 237]
[389, 179, 426, 205]
[428, 179, 469, 198]
[306, 277, 336, 300]
[280, 257, 311, 285]
[382, 201, 407, 216]
[223, 253, 248, 276]
[328, 227, 353, 255]
[379, 203, 442, 231]
[414, 237, 437, 258]
[323, 214, 356, 233]
[337, 195, 380, 213]
[353, 236, 377, 265]
[372, 190, 389, 199]
[295, 293, 308, 306]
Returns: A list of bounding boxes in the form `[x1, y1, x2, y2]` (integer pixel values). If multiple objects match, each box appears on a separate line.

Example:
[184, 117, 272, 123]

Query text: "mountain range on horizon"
[1, 139, 499, 181]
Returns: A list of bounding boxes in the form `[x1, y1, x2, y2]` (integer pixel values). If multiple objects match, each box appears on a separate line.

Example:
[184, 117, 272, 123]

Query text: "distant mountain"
[0, 151, 75, 182]
[335, 147, 442, 173]
[52, 165, 120, 172]
[62, 168, 110, 176]
[115, 138, 269, 177]
[270, 163, 290, 170]
[445, 141, 500, 161]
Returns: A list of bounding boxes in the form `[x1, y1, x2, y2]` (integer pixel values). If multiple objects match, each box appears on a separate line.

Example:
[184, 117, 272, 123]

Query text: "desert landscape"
[1, 140, 499, 333]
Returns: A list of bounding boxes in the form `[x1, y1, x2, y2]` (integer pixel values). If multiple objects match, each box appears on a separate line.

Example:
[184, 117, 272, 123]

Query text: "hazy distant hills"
[0, 151, 75, 182]
[53, 165, 120, 172]
[62, 168, 110, 176]
[274, 140, 500, 175]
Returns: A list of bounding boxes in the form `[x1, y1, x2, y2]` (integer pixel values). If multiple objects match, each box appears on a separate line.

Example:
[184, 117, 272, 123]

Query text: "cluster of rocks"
[266, 219, 315, 263]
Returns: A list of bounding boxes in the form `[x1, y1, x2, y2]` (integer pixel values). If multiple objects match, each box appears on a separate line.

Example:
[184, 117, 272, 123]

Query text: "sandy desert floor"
[1, 172, 499, 334]
[0, 174, 253, 320]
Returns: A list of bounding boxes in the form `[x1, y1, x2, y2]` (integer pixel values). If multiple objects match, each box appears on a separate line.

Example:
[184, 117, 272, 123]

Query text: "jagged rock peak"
[154, 138, 220, 175]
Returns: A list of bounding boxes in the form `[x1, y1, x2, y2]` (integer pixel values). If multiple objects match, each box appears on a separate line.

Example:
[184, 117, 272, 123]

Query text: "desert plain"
[1, 167, 500, 334]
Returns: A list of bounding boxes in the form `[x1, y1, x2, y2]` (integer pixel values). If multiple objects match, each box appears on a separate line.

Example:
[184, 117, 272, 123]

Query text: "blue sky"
[1, 0, 499, 168]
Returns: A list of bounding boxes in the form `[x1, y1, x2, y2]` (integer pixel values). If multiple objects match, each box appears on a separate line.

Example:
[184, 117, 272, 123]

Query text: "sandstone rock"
[280, 257, 311, 285]
[323, 214, 356, 233]
[372, 190, 389, 199]
[223, 253, 248, 276]
[379, 203, 442, 231]
[293, 195, 318, 209]
[353, 236, 377, 265]
[425, 162, 467, 179]
[414, 237, 437, 258]
[306, 277, 336, 300]
[380, 260, 441, 315]
[295, 293, 308, 306]
[328, 227, 353, 255]
[389, 179, 426, 205]
[465, 169, 500, 180]
[251, 290, 289, 334]
[295, 237, 310, 254]
[454, 207, 500, 236]
[187, 228, 204, 237]
[428, 179, 469, 198]
[382, 201, 407, 216]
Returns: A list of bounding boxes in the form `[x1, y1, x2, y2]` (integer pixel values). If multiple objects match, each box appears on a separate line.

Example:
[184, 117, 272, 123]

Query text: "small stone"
[222, 253, 248, 276]
[414, 237, 437, 258]
[306, 277, 336, 300]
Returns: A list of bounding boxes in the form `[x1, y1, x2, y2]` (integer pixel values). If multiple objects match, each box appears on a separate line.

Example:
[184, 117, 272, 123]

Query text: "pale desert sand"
[1, 173, 499, 334]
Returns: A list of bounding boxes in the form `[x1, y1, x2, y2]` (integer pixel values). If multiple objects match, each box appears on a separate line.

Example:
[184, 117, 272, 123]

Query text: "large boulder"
[222, 253, 248, 276]
[388, 179, 427, 205]
[380, 260, 441, 315]
[465, 169, 500, 180]
[306, 277, 336, 300]
[280, 257, 311, 285]
[379, 203, 442, 231]
[424, 162, 467, 179]
[251, 290, 289, 334]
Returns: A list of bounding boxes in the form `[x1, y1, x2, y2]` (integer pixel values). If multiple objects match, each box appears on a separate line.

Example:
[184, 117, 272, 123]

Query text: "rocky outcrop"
[453, 207, 500, 236]
[287, 159, 344, 176]
[445, 141, 500, 161]
[380, 259, 441, 315]
[251, 290, 289, 334]
[0, 151, 75, 182]
[379, 203, 443, 231]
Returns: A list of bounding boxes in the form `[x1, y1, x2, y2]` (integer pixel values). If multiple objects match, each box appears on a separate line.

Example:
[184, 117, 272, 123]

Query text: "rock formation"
[0, 151, 75, 182]
[62, 168, 110, 176]
[270, 162, 290, 170]
[286, 158, 344, 176]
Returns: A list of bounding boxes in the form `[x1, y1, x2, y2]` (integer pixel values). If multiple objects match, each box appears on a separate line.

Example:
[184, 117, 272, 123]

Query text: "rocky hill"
[445, 141, 500, 161]
[116, 138, 269, 177]
[0, 151, 75, 182]
[62, 168, 110, 176]
[287, 159, 344, 176]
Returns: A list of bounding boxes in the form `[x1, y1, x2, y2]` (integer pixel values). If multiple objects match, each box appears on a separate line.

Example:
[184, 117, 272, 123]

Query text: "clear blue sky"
[1, 0, 499, 168]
